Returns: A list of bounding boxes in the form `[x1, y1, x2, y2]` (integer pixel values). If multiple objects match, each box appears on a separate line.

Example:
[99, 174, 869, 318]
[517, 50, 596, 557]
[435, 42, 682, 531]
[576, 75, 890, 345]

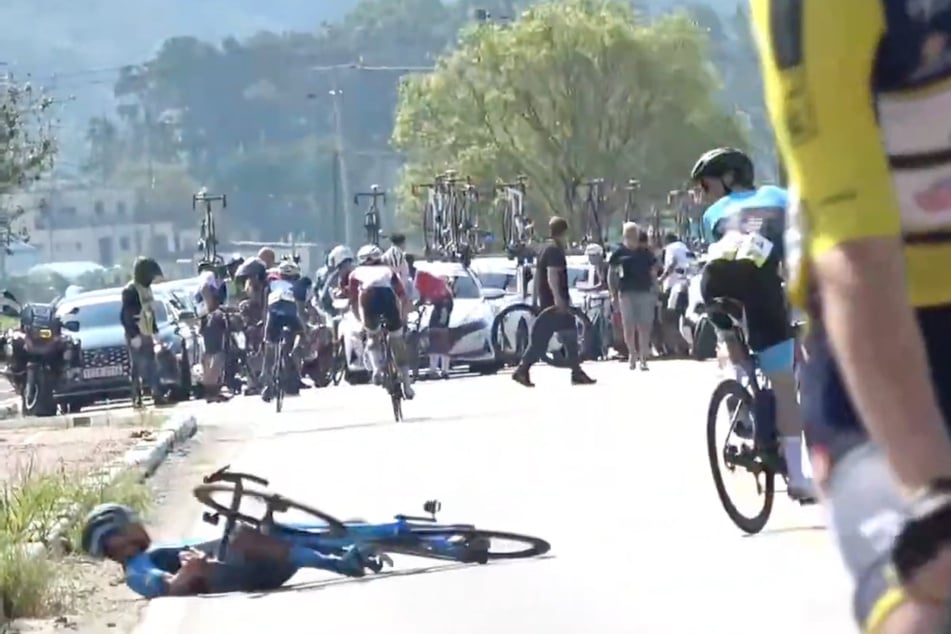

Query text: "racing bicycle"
[270, 326, 297, 413]
[354, 185, 386, 246]
[571, 178, 606, 247]
[497, 176, 532, 255]
[623, 178, 640, 223]
[704, 298, 812, 535]
[195, 465, 550, 565]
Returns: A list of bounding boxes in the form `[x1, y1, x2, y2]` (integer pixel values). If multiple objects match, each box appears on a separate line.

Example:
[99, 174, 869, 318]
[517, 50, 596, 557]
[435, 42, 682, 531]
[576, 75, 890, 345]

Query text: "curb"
[0, 407, 167, 431]
[24, 414, 199, 556]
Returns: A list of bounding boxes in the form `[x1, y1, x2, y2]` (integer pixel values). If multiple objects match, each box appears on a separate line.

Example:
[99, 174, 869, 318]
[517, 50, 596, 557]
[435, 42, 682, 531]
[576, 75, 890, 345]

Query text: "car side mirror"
[66, 306, 79, 315]
[480, 288, 505, 300]
[1, 290, 17, 302]
[63, 320, 79, 332]
[177, 310, 196, 320]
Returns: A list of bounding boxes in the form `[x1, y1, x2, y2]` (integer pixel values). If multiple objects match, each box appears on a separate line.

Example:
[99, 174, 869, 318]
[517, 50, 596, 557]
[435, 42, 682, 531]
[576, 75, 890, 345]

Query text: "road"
[135, 361, 853, 634]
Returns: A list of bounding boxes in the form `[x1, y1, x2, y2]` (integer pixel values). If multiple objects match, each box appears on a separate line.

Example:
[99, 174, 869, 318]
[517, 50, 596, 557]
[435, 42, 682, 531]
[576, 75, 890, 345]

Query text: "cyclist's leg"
[743, 264, 813, 496]
[380, 288, 414, 398]
[699, 260, 749, 382]
[359, 288, 386, 384]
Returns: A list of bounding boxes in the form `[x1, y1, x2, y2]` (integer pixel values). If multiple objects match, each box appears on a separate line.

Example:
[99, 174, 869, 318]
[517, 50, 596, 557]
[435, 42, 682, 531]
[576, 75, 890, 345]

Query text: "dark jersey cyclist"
[752, 1, 951, 632]
[80, 503, 376, 598]
[692, 147, 813, 501]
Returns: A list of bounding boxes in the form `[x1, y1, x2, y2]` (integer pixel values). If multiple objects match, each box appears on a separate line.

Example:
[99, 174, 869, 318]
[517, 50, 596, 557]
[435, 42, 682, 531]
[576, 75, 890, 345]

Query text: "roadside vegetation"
[0, 458, 150, 619]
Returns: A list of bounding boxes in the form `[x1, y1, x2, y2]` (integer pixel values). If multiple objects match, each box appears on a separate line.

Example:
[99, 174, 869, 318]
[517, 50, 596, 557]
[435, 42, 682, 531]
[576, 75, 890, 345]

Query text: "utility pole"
[329, 71, 351, 247]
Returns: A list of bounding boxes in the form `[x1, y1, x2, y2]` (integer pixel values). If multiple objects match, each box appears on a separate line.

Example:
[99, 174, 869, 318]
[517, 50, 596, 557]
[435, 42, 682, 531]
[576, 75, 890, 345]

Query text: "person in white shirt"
[661, 233, 691, 294]
[382, 234, 411, 310]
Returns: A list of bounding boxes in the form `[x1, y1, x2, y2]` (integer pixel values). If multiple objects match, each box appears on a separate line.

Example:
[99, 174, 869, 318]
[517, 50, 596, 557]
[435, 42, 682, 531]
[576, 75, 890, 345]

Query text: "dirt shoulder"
[5, 420, 256, 634]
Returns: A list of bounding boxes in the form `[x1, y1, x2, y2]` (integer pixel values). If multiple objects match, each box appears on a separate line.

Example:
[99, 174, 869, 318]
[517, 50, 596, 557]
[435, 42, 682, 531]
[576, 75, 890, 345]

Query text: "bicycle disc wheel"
[706, 379, 774, 534]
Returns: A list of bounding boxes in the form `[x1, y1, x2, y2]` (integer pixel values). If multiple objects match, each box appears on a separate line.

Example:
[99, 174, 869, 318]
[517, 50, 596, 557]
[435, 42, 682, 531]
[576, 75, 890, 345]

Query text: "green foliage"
[392, 0, 747, 238]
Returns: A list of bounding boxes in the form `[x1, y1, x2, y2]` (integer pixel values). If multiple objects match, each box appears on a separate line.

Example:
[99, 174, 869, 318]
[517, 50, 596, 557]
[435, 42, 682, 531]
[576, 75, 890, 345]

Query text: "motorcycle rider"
[120, 257, 168, 407]
[260, 260, 307, 402]
[339, 244, 414, 399]
[692, 146, 813, 501]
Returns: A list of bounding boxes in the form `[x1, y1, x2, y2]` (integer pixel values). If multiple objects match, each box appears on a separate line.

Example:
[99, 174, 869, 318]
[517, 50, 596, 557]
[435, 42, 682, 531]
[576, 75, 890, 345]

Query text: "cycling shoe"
[363, 552, 394, 573]
[334, 546, 367, 577]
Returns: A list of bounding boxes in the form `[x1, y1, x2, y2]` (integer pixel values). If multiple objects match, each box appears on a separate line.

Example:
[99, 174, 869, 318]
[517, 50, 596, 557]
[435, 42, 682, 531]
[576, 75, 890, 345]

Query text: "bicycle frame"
[571, 179, 606, 247]
[271, 517, 478, 557]
[379, 328, 403, 421]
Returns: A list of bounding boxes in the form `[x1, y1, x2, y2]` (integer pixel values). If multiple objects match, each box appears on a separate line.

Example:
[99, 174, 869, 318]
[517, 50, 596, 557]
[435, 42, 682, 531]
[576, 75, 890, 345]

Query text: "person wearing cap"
[512, 217, 595, 387]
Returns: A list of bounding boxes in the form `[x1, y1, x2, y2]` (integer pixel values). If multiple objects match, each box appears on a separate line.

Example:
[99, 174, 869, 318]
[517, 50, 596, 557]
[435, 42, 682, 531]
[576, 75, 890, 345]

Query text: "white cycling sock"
[429, 354, 439, 372]
[781, 436, 810, 486]
[439, 354, 450, 372]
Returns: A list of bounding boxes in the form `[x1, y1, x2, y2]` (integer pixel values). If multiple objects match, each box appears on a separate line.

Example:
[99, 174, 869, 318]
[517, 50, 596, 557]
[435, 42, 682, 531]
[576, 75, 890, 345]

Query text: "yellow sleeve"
[749, 0, 899, 259]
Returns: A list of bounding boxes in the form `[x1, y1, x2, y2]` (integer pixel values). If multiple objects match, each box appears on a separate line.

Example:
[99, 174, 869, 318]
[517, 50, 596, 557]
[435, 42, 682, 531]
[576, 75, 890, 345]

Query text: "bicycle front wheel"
[374, 527, 550, 563]
[706, 379, 774, 534]
[275, 345, 285, 413]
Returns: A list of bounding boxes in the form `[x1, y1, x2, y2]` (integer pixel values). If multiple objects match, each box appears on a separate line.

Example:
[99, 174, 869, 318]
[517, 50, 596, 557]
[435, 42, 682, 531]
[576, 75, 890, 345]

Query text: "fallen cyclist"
[80, 503, 387, 598]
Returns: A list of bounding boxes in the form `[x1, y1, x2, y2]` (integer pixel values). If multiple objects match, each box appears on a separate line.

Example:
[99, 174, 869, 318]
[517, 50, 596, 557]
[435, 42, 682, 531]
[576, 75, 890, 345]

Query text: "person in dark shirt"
[608, 224, 659, 370]
[120, 257, 168, 406]
[512, 217, 595, 387]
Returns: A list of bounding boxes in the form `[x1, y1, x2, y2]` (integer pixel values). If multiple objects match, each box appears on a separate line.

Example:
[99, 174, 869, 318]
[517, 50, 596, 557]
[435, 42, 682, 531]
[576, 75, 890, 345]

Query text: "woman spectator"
[608, 223, 660, 371]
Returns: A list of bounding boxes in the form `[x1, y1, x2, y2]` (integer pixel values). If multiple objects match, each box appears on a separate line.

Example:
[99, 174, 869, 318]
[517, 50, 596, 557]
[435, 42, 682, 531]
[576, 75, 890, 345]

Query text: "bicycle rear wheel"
[706, 379, 775, 534]
[275, 343, 285, 413]
[331, 339, 346, 386]
[423, 200, 438, 254]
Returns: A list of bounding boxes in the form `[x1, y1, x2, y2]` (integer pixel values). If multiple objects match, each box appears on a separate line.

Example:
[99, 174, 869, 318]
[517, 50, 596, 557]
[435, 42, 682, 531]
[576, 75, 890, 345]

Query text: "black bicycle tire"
[706, 379, 775, 535]
[537, 306, 594, 368]
[192, 483, 348, 536]
[331, 339, 346, 386]
[423, 200, 436, 253]
[501, 201, 514, 249]
[490, 303, 537, 365]
[275, 342, 285, 413]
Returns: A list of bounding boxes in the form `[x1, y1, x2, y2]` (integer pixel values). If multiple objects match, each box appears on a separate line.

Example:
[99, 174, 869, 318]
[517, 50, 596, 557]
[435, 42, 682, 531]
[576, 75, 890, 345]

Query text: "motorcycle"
[0, 290, 82, 416]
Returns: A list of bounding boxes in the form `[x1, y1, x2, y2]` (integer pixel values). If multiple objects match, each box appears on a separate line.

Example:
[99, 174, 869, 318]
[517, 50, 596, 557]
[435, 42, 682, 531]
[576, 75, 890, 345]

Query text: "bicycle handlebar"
[202, 464, 270, 487]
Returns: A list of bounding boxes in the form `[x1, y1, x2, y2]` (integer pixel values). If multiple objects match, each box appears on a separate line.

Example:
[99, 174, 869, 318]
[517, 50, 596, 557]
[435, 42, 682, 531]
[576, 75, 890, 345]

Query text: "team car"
[336, 260, 505, 382]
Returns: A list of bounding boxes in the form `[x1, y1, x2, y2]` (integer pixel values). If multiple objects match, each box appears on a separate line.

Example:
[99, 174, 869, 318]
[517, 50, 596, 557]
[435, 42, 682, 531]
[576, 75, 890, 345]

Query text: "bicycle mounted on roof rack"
[623, 178, 640, 223]
[570, 178, 607, 248]
[496, 175, 533, 258]
[414, 170, 482, 265]
[354, 185, 386, 246]
[667, 187, 703, 242]
[193, 190, 227, 267]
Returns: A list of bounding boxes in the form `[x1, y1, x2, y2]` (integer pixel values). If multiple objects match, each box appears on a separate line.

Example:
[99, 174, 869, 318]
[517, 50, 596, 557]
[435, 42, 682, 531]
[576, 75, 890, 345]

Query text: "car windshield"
[450, 274, 481, 300]
[58, 299, 122, 329]
[477, 272, 516, 292]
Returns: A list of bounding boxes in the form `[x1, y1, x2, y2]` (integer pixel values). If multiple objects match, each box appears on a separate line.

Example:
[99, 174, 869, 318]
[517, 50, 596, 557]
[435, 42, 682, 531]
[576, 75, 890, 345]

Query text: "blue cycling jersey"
[701, 186, 788, 253]
[124, 544, 196, 598]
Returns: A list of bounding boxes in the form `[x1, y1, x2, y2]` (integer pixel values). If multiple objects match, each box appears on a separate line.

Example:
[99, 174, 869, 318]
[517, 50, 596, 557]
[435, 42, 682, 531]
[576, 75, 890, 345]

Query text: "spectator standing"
[609, 223, 660, 370]
[512, 217, 595, 387]
[120, 257, 168, 406]
[413, 264, 455, 379]
[196, 269, 231, 403]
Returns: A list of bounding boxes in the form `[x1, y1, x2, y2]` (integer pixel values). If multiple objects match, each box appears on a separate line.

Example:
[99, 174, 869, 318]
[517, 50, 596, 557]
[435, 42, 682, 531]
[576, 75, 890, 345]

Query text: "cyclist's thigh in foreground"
[751, 1, 951, 631]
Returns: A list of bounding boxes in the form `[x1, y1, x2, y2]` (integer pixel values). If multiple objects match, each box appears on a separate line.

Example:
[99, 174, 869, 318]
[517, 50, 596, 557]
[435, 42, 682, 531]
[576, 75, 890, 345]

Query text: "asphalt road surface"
[135, 361, 853, 634]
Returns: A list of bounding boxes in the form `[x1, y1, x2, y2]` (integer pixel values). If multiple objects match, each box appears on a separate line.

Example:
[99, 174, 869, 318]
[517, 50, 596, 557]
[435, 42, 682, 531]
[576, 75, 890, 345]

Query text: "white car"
[337, 261, 506, 383]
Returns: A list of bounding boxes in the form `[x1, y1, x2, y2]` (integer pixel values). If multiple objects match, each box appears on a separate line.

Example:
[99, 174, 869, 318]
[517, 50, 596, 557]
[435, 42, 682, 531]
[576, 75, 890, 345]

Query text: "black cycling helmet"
[690, 147, 754, 190]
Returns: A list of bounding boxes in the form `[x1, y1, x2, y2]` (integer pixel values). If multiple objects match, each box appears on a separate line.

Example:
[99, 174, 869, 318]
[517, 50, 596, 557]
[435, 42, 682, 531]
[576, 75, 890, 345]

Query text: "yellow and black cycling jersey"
[752, 0, 951, 310]
[751, 2, 951, 631]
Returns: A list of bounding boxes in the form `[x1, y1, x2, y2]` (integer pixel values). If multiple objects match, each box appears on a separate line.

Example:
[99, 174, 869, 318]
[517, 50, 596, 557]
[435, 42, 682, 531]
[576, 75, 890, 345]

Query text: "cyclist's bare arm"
[749, 0, 951, 490]
[815, 242, 951, 488]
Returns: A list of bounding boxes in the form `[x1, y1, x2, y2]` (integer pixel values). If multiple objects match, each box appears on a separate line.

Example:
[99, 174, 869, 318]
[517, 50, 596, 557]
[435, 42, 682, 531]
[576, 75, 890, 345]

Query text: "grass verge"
[0, 458, 150, 619]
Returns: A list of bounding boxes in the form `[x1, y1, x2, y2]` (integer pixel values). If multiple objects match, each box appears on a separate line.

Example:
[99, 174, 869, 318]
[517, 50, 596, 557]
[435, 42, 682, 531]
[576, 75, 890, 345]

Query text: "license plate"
[82, 365, 125, 379]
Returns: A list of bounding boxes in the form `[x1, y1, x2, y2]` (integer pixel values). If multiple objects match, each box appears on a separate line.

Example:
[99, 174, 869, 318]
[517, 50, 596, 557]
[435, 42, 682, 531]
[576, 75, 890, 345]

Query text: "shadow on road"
[243, 554, 556, 598]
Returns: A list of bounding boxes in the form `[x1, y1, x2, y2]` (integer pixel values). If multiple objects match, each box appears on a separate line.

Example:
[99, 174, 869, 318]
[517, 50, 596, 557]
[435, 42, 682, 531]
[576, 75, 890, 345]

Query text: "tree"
[81, 116, 122, 182]
[392, 0, 748, 236]
[0, 74, 57, 268]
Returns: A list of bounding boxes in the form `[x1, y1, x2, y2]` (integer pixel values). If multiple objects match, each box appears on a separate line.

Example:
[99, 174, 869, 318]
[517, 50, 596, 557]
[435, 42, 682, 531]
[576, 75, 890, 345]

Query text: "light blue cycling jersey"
[701, 185, 788, 249]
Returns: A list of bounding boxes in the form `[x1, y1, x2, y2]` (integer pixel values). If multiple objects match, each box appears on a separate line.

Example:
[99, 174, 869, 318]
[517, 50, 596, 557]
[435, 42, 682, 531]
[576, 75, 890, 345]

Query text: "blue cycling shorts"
[266, 300, 302, 344]
[755, 338, 795, 374]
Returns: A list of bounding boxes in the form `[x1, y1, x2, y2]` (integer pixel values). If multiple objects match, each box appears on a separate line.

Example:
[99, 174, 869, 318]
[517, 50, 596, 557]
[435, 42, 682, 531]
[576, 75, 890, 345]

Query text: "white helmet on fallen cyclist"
[327, 244, 354, 270]
[357, 244, 384, 265]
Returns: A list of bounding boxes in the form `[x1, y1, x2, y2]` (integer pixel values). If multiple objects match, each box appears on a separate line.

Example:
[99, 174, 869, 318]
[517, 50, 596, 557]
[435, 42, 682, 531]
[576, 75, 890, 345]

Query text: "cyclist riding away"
[340, 244, 414, 399]
[261, 259, 306, 403]
[410, 262, 454, 379]
[80, 503, 379, 598]
[318, 244, 355, 321]
[752, 2, 951, 632]
[692, 146, 814, 502]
